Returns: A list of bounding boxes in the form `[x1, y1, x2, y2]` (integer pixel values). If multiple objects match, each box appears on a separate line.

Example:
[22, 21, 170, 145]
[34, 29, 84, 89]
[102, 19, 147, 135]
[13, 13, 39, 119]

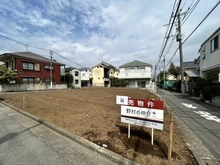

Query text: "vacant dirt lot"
[0, 88, 198, 165]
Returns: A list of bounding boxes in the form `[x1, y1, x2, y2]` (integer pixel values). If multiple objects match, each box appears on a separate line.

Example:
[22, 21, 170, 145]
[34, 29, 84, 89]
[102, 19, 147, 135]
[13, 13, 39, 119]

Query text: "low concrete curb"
[1, 101, 139, 165]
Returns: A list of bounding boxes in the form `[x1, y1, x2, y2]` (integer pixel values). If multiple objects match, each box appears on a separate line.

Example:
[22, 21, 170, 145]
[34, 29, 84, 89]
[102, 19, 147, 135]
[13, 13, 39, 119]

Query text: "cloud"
[0, 0, 220, 70]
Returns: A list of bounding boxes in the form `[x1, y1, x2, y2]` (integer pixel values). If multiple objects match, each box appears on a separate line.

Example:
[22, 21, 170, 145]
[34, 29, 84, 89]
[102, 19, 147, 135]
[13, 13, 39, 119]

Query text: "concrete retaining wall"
[0, 83, 67, 92]
[211, 96, 220, 107]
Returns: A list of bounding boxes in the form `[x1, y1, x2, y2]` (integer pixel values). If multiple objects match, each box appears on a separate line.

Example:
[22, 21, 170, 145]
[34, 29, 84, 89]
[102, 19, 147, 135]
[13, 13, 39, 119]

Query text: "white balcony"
[118, 71, 151, 79]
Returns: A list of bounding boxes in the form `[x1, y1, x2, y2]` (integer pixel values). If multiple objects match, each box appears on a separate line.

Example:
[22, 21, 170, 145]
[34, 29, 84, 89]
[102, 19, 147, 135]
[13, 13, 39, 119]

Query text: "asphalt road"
[0, 103, 134, 165]
[157, 88, 220, 164]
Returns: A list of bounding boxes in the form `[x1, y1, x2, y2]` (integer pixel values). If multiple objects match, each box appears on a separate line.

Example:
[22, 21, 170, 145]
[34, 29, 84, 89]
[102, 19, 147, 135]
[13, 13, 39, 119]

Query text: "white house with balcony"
[118, 60, 152, 88]
[65, 67, 81, 88]
[199, 26, 220, 78]
[79, 67, 92, 87]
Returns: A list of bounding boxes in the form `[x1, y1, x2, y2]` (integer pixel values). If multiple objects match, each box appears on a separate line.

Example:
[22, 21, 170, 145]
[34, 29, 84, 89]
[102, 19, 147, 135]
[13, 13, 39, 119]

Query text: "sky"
[0, 0, 219, 70]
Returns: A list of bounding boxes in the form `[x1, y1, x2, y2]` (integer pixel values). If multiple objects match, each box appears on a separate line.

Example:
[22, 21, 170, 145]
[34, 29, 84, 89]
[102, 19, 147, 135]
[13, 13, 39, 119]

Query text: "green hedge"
[203, 85, 220, 100]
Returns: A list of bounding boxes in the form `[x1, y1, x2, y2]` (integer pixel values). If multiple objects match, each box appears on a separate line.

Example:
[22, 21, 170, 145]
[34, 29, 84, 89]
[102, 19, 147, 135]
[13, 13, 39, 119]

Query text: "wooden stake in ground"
[151, 128, 154, 145]
[168, 113, 174, 162]
[128, 123, 130, 138]
[23, 94, 25, 109]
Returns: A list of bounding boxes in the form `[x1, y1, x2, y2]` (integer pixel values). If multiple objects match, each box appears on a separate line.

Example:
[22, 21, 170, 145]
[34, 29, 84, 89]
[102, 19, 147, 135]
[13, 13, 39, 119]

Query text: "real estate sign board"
[117, 96, 164, 130]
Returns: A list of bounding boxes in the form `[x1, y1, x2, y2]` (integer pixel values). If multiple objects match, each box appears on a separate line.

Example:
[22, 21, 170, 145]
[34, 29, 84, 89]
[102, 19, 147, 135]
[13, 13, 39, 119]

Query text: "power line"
[0, 33, 82, 67]
[181, 0, 200, 26]
[155, 0, 182, 75]
[165, 0, 220, 69]
[182, 0, 220, 45]
[52, 51, 82, 67]
[156, 0, 177, 67]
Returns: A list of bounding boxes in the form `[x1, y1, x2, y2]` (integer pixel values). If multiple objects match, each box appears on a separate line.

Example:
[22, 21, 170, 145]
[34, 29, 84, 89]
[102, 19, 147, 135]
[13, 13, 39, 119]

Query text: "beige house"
[166, 74, 177, 80]
[92, 61, 119, 87]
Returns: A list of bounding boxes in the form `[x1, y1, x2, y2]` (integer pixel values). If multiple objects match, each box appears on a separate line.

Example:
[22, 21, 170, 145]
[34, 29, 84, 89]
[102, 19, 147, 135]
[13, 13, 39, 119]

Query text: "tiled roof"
[79, 67, 91, 71]
[185, 70, 200, 77]
[92, 61, 119, 70]
[183, 61, 197, 68]
[119, 60, 152, 68]
[1, 52, 64, 65]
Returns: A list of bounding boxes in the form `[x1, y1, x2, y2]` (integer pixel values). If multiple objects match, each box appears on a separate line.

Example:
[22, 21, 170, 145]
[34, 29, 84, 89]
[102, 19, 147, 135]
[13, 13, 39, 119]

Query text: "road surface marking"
[181, 103, 198, 109]
[194, 111, 220, 122]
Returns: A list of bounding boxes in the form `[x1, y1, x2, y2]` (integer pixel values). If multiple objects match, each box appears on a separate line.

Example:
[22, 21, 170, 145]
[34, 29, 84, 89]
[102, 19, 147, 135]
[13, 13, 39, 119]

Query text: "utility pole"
[50, 50, 53, 90]
[25, 44, 28, 52]
[177, 12, 185, 96]
[163, 56, 165, 89]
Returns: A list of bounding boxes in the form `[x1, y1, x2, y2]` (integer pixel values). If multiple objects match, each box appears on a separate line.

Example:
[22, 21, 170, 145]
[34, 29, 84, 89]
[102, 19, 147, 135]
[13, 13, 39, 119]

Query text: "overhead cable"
[165, 0, 220, 69]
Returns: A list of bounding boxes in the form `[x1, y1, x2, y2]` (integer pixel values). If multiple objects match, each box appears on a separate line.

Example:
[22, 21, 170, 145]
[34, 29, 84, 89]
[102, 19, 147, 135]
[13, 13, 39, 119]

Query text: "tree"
[110, 77, 129, 87]
[65, 72, 73, 88]
[0, 65, 17, 84]
[157, 70, 168, 83]
[206, 71, 218, 85]
[168, 62, 180, 78]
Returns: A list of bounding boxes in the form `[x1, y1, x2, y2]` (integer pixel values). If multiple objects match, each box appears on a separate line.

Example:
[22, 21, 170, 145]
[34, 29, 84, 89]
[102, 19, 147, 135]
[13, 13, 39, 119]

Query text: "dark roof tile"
[1, 51, 64, 65]
[119, 60, 152, 68]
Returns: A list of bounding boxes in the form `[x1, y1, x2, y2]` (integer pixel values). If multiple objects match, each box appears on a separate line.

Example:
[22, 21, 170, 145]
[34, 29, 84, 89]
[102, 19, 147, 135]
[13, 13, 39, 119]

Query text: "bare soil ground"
[0, 88, 198, 165]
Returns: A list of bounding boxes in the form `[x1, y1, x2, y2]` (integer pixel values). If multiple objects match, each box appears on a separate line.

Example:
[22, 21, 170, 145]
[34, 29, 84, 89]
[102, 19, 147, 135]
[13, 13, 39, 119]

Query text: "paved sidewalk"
[0, 102, 137, 165]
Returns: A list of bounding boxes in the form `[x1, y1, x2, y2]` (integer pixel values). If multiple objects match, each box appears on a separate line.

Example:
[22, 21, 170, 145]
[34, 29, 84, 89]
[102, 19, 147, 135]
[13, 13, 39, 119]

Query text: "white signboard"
[121, 106, 163, 121]
[121, 117, 163, 130]
[116, 95, 128, 105]
[121, 105, 164, 130]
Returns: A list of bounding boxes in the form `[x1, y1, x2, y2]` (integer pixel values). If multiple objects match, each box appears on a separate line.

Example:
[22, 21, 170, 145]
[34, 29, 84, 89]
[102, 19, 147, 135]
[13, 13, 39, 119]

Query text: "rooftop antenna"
[100, 55, 103, 61]
[133, 55, 137, 60]
[25, 44, 28, 52]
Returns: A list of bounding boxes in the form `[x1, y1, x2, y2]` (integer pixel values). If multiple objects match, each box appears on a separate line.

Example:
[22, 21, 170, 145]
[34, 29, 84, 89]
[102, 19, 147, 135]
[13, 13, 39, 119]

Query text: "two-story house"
[65, 67, 81, 88]
[79, 67, 92, 87]
[92, 61, 119, 87]
[118, 60, 152, 88]
[199, 26, 220, 78]
[0, 52, 64, 84]
[181, 61, 200, 96]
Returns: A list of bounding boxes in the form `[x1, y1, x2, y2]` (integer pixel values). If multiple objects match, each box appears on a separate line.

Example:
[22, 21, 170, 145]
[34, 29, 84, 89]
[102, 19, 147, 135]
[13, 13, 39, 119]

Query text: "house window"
[203, 53, 206, 59]
[45, 65, 53, 70]
[45, 78, 53, 83]
[138, 67, 145, 72]
[75, 80, 79, 84]
[34, 64, 40, 71]
[130, 68, 135, 72]
[22, 77, 34, 84]
[210, 35, 219, 52]
[22, 62, 34, 70]
[75, 71, 79, 76]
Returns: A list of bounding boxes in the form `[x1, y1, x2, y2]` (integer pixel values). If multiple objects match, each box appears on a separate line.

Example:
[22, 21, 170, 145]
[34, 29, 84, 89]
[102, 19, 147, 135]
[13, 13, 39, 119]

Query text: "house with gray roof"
[118, 60, 152, 88]
[177, 60, 200, 96]
[79, 67, 92, 87]
[0, 51, 65, 84]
